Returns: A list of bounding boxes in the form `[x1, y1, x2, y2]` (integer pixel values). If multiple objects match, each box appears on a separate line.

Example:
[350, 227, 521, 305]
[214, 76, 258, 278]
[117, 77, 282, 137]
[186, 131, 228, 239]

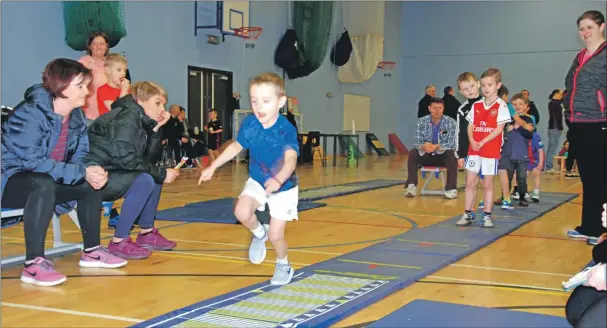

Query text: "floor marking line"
[424, 275, 567, 293]
[155, 252, 276, 268]
[0, 302, 143, 323]
[169, 238, 342, 256]
[337, 259, 422, 269]
[168, 250, 311, 266]
[319, 207, 451, 219]
[301, 219, 411, 229]
[396, 238, 469, 247]
[450, 264, 572, 277]
[313, 270, 399, 280]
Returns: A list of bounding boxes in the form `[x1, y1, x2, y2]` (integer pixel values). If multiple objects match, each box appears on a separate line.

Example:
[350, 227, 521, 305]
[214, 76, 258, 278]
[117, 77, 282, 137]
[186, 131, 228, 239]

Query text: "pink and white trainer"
[21, 257, 67, 287]
[79, 246, 128, 268]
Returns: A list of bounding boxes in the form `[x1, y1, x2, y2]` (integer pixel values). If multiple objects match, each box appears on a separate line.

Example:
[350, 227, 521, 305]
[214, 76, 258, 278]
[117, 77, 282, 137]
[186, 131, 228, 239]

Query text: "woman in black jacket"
[563, 10, 607, 244]
[88, 81, 179, 260]
[545, 89, 564, 171]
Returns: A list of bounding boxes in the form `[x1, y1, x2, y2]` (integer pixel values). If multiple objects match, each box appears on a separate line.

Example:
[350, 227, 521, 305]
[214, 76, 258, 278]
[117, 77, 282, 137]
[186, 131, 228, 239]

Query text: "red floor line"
[506, 234, 583, 242]
[301, 219, 410, 230]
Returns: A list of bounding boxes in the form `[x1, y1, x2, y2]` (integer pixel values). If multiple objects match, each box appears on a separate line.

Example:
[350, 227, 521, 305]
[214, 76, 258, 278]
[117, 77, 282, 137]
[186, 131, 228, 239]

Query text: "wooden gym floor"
[0, 155, 587, 327]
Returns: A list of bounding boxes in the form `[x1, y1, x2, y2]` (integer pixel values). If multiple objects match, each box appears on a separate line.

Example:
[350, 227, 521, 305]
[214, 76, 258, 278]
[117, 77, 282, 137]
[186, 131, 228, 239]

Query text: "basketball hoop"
[378, 61, 396, 77]
[234, 26, 263, 49]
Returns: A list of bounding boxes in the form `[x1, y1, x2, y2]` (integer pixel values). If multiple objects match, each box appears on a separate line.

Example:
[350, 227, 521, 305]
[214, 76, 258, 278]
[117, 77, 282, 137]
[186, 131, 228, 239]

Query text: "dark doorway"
[187, 66, 233, 143]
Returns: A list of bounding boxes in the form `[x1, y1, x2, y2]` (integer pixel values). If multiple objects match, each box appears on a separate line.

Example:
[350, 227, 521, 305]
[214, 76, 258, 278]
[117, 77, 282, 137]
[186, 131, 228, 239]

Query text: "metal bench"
[420, 166, 447, 196]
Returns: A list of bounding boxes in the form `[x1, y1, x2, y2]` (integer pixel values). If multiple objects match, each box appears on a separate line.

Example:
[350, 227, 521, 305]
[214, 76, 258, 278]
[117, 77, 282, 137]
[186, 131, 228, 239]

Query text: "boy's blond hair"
[480, 68, 502, 83]
[249, 72, 285, 96]
[105, 53, 128, 67]
[131, 81, 168, 102]
[456, 72, 478, 85]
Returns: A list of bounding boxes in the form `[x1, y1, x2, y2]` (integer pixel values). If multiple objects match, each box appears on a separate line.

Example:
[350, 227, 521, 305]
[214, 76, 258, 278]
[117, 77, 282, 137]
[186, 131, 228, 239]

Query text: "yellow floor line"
[396, 238, 469, 247]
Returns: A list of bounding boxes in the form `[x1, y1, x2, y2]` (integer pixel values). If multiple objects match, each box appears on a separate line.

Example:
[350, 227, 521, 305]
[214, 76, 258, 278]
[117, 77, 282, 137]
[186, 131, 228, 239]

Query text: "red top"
[97, 83, 122, 116]
[49, 117, 70, 161]
[465, 98, 511, 159]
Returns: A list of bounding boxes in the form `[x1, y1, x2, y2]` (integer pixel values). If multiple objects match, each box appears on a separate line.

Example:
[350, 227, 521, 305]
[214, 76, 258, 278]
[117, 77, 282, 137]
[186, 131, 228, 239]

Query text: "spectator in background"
[521, 89, 540, 126]
[417, 85, 436, 118]
[1, 58, 127, 286]
[78, 31, 109, 121]
[545, 89, 564, 171]
[442, 86, 461, 120]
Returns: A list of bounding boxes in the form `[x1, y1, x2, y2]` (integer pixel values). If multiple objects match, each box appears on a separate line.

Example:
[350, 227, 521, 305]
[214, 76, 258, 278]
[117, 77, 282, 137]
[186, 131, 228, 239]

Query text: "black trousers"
[566, 285, 607, 328]
[1, 172, 102, 261]
[569, 122, 607, 237]
[507, 160, 528, 200]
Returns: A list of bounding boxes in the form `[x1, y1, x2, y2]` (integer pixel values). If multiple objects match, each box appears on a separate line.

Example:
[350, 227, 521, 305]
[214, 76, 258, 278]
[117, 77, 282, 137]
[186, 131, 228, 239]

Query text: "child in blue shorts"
[199, 72, 299, 286]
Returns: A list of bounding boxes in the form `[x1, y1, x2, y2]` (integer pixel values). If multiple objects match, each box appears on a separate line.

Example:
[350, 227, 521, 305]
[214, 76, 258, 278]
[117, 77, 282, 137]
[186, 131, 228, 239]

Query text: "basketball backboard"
[194, 1, 250, 39]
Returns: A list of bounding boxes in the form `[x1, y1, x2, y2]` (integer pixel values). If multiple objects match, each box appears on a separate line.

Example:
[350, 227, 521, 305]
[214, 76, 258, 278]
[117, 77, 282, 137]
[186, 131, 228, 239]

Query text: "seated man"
[405, 97, 458, 199]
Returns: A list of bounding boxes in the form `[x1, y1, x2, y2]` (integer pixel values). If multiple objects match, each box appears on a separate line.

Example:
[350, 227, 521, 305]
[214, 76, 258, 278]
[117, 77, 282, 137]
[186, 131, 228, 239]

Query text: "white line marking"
[1, 302, 143, 323]
[169, 238, 341, 256]
[564, 180, 582, 191]
[450, 264, 572, 277]
[425, 275, 566, 292]
[166, 250, 312, 266]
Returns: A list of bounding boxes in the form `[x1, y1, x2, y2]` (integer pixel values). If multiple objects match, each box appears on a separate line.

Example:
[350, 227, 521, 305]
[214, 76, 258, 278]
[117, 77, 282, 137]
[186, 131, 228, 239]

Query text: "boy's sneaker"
[511, 191, 520, 200]
[567, 229, 590, 239]
[404, 184, 416, 197]
[501, 200, 514, 210]
[249, 226, 268, 264]
[456, 212, 475, 226]
[478, 200, 484, 209]
[524, 193, 531, 202]
[481, 214, 494, 228]
[443, 189, 457, 199]
[271, 263, 295, 286]
[587, 237, 599, 246]
[79, 247, 128, 268]
[108, 237, 152, 259]
[21, 257, 67, 287]
[518, 200, 529, 207]
[493, 196, 504, 206]
[531, 191, 540, 203]
[136, 228, 177, 251]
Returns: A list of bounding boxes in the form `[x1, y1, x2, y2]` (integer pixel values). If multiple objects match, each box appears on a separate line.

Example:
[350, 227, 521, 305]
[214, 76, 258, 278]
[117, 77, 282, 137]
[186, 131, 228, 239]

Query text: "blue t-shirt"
[236, 114, 300, 192]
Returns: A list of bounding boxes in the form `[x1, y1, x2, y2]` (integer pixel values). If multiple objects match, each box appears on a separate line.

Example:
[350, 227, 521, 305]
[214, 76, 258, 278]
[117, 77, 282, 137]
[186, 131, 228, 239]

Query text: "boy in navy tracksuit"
[501, 93, 535, 207]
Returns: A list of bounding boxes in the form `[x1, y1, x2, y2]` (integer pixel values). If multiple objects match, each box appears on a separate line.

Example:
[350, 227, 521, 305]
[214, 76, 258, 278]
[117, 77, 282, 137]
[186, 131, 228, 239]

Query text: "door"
[187, 70, 204, 128]
[212, 73, 231, 142]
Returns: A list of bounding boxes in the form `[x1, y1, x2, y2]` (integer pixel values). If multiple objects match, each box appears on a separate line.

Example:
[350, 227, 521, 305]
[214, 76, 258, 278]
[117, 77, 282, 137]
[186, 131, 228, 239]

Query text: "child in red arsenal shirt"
[456, 68, 511, 228]
[97, 53, 130, 116]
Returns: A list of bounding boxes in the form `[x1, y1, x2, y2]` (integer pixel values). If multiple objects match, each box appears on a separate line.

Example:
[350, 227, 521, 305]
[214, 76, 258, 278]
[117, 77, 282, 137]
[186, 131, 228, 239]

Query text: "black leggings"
[568, 122, 607, 237]
[1, 172, 103, 261]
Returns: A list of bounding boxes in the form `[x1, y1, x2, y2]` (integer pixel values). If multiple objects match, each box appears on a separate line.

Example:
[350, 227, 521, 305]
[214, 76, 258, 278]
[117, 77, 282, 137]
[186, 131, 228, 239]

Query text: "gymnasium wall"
[399, 1, 606, 146]
[1, 1, 403, 155]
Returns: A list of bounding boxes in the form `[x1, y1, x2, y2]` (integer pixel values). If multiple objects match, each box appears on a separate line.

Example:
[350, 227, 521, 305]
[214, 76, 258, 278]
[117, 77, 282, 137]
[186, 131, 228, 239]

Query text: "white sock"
[534, 188, 540, 194]
[251, 223, 266, 239]
[84, 245, 100, 253]
[276, 256, 289, 265]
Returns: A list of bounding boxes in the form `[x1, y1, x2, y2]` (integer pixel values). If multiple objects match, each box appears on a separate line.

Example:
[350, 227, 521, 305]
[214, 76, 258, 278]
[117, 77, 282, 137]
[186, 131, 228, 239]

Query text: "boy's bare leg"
[269, 219, 287, 259]
[235, 196, 267, 264]
[465, 171, 479, 211]
[482, 176, 494, 213]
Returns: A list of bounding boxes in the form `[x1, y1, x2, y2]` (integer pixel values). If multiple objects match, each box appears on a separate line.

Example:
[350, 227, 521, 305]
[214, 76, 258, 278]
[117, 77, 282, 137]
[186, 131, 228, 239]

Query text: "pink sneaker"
[21, 257, 67, 287]
[108, 237, 151, 260]
[79, 246, 128, 268]
[136, 228, 177, 250]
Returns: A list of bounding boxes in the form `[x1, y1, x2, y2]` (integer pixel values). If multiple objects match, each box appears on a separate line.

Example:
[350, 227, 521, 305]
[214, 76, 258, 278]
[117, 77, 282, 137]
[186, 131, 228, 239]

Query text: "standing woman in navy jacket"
[1, 58, 126, 287]
[563, 10, 607, 243]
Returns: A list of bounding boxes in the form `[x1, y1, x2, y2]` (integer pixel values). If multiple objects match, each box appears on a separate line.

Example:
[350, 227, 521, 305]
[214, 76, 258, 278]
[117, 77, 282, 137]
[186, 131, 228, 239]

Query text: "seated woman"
[88, 81, 178, 260]
[1, 58, 127, 287]
[566, 203, 607, 328]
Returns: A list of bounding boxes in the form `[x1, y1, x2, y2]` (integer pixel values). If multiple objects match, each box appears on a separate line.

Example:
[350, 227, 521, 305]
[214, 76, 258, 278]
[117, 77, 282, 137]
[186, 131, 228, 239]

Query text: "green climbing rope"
[62, 1, 127, 51]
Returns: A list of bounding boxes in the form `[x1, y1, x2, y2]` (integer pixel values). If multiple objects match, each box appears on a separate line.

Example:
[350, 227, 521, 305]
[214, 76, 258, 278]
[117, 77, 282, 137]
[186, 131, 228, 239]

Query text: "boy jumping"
[198, 72, 299, 286]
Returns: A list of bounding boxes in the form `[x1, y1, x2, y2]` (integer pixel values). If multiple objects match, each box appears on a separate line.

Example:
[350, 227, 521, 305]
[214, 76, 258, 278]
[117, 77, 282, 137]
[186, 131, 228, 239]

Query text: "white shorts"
[239, 178, 299, 221]
[465, 155, 499, 176]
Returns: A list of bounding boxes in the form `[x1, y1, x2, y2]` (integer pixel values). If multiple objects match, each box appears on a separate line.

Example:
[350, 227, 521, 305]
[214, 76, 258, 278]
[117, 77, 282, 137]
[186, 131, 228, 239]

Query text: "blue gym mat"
[299, 179, 405, 201]
[134, 192, 576, 328]
[367, 300, 570, 327]
[155, 198, 326, 223]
